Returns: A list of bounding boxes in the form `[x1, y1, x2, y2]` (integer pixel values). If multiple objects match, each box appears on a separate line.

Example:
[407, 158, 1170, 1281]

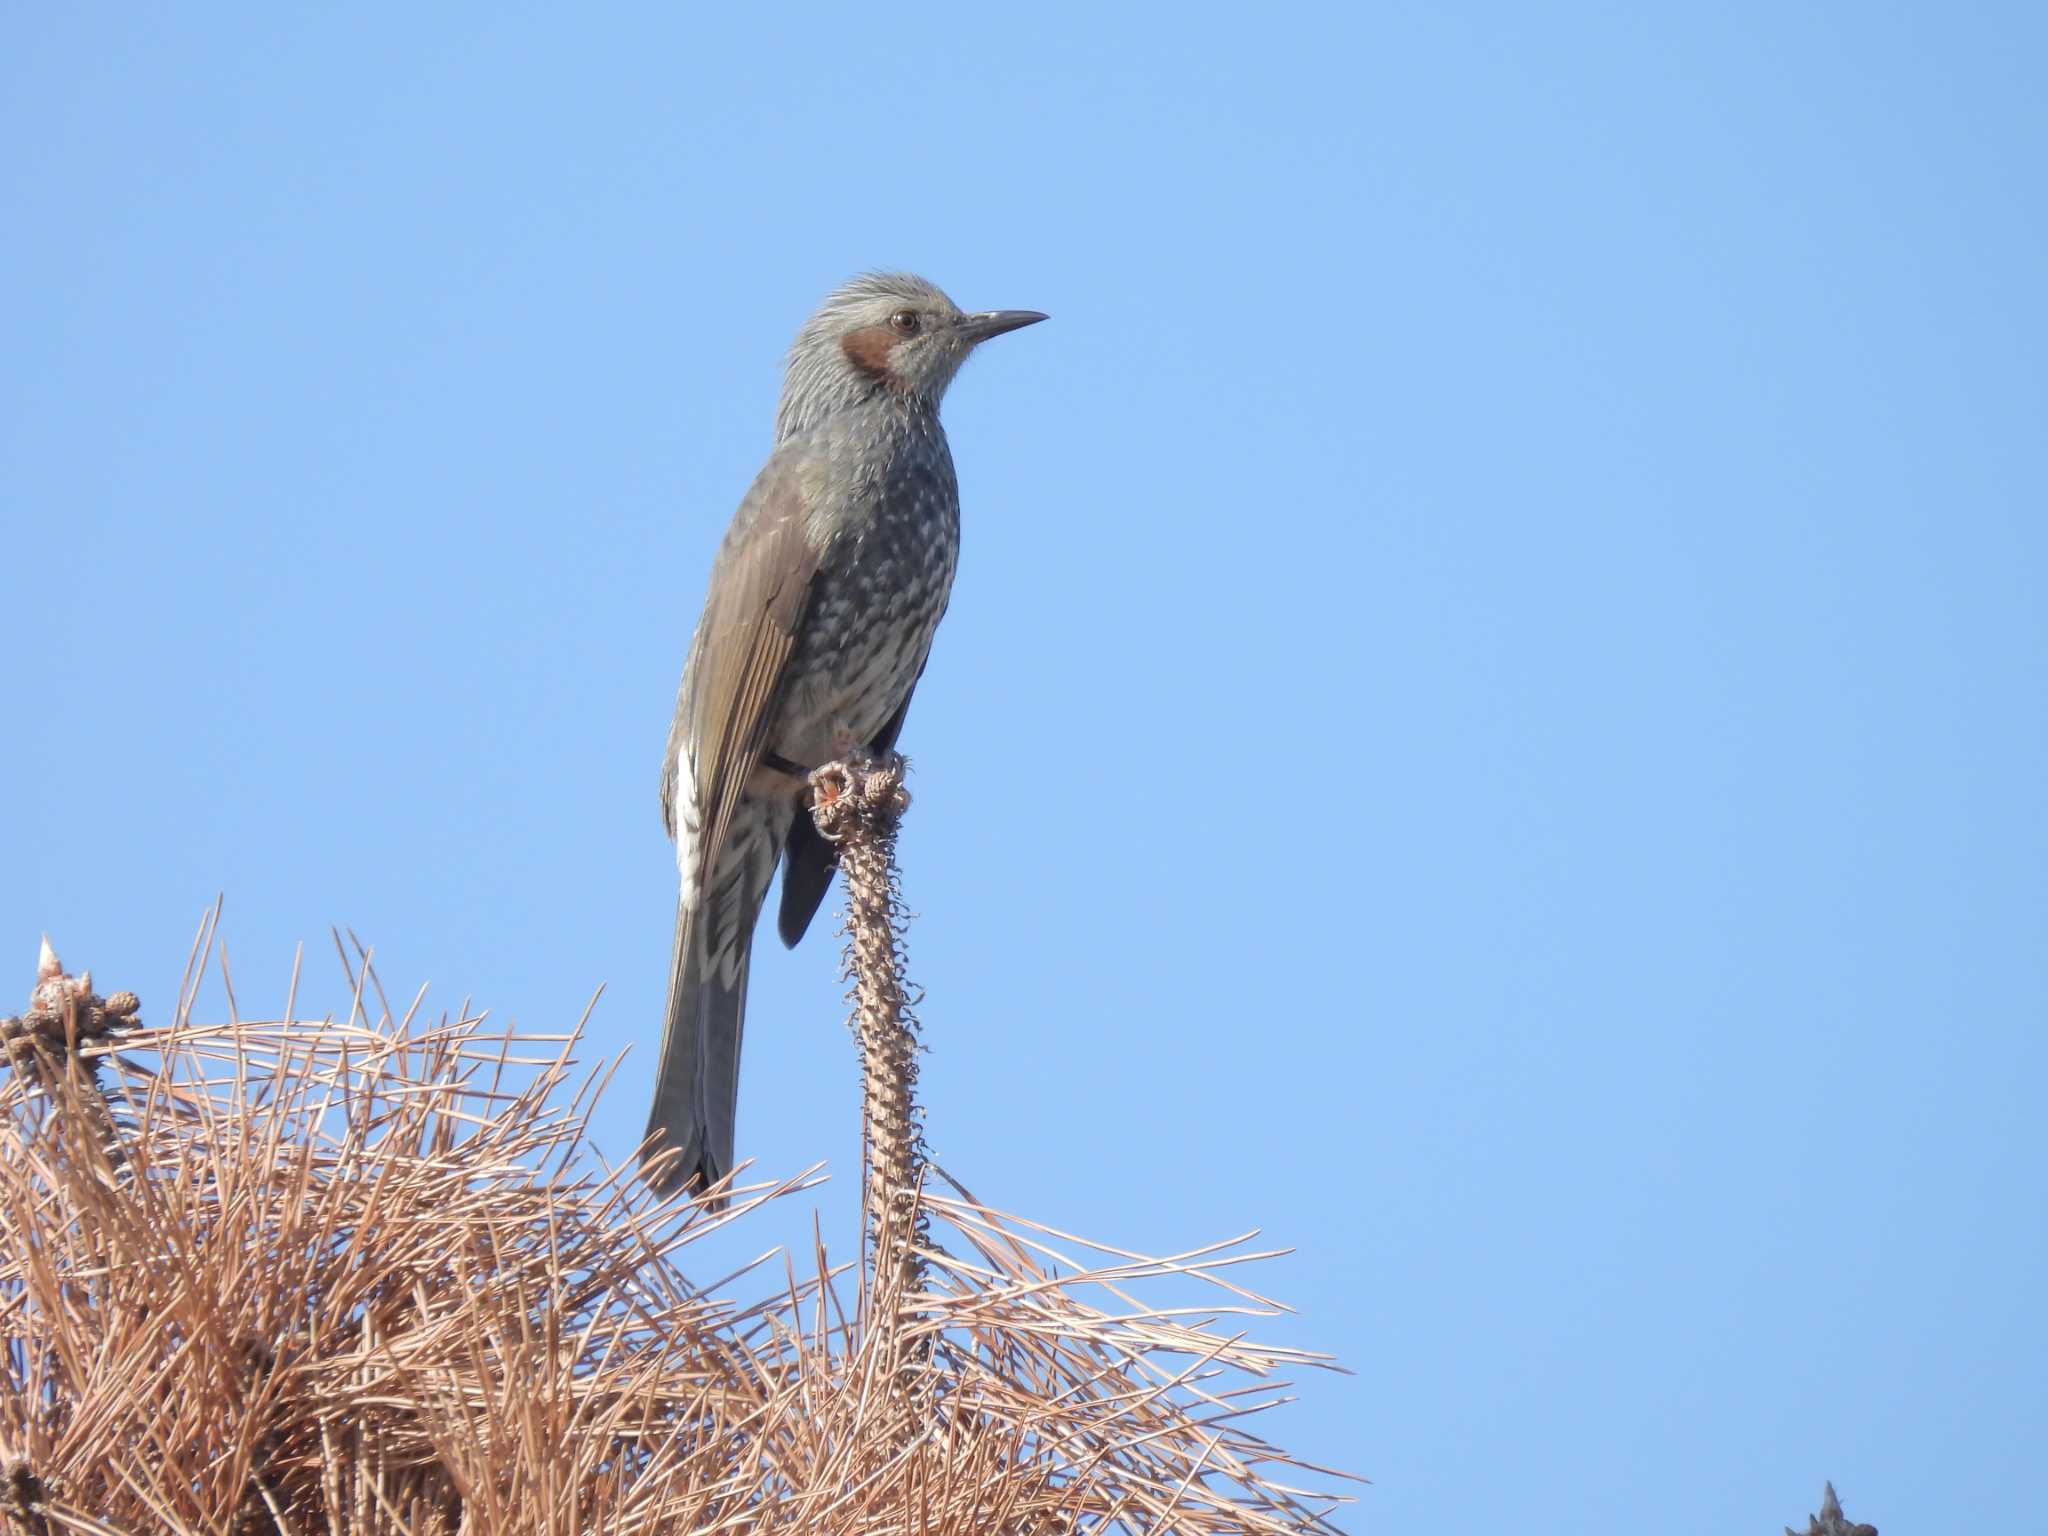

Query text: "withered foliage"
[2, 786, 1352, 1534]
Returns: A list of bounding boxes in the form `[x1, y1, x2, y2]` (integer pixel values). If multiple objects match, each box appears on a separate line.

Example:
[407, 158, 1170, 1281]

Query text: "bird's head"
[775, 272, 1046, 441]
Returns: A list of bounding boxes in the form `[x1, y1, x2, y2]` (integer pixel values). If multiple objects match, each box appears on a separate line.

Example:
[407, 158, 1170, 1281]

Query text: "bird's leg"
[812, 721, 863, 810]
[759, 718, 858, 786]
[762, 723, 882, 811]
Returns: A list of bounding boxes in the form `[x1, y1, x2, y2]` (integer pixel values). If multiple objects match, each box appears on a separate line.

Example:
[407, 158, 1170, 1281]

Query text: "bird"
[646, 272, 1046, 1202]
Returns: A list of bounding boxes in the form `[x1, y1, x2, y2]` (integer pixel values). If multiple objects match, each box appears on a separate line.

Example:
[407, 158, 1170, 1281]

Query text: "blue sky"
[6, 5, 2044, 1531]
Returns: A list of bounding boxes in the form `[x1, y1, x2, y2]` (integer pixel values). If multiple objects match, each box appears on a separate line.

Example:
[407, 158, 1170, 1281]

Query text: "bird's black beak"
[956, 309, 1048, 343]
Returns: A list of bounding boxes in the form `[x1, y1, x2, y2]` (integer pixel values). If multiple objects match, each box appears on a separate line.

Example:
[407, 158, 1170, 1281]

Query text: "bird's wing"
[776, 647, 929, 949]
[662, 457, 821, 896]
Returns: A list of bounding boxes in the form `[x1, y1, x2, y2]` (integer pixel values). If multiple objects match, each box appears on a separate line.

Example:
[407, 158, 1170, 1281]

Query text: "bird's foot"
[809, 751, 910, 836]
[808, 723, 863, 809]
[813, 766, 846, 810]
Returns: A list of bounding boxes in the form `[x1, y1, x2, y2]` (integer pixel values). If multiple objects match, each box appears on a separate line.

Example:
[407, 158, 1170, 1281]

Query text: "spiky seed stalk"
[809, 752, 927, 1316]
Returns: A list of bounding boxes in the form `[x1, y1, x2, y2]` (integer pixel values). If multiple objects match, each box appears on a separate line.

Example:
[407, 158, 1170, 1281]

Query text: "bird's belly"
[770, 609, 941, 768]
[763, 492, 959, 773]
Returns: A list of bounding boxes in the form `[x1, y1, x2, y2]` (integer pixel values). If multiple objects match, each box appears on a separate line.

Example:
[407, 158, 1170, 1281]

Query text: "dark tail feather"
[777, 810, 838, 949]
[644, 895, 749, 1207]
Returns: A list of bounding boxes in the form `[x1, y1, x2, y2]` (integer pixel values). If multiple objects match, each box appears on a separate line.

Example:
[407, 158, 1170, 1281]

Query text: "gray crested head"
[773, 271, 1047, 443]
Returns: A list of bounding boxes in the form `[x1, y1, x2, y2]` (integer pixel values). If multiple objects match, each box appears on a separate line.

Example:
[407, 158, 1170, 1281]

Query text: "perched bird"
[647, 272, 1046, 1201]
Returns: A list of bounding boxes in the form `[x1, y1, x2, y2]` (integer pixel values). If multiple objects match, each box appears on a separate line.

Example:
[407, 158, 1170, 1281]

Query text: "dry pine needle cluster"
[2, 772, 1352, 1534]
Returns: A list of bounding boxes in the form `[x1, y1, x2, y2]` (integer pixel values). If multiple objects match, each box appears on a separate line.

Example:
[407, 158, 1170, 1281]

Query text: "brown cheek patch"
[841, 326, 905, 388]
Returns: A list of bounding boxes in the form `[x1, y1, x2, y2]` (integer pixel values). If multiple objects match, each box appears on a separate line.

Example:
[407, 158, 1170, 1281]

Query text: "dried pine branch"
[0, 908, 1355, 1534]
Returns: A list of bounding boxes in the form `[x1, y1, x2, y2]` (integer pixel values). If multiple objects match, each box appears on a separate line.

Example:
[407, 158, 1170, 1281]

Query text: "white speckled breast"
[770, 414, 960, 768]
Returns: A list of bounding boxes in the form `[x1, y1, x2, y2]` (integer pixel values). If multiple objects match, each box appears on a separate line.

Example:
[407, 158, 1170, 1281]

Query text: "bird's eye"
[890, 310, 919, 334]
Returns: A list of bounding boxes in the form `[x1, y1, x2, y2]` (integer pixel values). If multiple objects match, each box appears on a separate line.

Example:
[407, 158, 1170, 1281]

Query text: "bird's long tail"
[644, 894, 749, 1206]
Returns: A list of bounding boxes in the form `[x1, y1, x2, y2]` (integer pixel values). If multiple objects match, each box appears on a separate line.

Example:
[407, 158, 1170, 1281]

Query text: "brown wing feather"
[665, 459, 821, 897]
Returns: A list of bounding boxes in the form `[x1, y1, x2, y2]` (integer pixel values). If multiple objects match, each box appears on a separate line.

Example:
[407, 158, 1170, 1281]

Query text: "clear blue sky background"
[7, 6, 2044, 1531]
